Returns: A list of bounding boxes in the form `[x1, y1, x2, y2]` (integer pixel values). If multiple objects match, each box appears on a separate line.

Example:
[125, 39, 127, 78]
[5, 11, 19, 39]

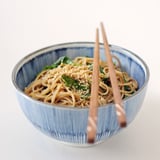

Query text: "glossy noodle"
[24, 56, 138, 107]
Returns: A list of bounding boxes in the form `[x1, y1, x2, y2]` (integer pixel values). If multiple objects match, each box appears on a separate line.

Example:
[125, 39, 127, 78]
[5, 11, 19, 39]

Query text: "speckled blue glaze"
[12, 42, 149, 146]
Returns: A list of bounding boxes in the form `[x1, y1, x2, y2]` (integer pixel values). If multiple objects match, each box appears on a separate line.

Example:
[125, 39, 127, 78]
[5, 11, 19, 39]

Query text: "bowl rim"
[11, 41, 150, 111]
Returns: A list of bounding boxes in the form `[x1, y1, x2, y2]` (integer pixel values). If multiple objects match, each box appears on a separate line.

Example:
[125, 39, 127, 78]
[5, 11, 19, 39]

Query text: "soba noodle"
[24, 56, 138, 107]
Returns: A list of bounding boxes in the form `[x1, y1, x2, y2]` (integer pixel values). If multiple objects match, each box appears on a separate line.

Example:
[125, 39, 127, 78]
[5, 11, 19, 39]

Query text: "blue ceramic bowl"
[12, 42, 149, 146]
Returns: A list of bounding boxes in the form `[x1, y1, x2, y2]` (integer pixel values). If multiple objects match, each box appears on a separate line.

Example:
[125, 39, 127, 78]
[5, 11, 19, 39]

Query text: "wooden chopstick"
[87, 28, 100, 143]
[100, 22, 127, 127]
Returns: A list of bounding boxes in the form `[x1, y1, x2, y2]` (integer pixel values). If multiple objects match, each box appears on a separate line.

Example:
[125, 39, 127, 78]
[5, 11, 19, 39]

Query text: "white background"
[1, 0, 160, 159]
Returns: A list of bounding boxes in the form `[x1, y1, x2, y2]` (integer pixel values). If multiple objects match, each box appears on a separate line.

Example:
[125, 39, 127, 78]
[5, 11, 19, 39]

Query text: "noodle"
[24, 56, 138, 108]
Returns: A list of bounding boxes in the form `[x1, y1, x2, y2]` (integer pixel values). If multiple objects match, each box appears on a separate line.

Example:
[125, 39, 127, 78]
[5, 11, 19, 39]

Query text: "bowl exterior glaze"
[12, 42, 149, 145]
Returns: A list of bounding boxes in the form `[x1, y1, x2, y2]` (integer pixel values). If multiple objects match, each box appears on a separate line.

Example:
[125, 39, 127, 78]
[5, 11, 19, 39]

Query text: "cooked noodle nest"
[24, 56, 138, 108]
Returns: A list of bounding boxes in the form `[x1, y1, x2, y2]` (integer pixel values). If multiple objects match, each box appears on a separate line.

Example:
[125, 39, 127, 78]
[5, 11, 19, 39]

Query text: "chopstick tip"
[87, 138, 95, 144]
[120, 121, 127, 128]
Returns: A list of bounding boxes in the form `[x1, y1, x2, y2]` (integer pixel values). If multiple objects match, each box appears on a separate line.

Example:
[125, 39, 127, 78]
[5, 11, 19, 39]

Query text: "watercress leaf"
[43, 56, 72, 70]
[61, 75, 90, 91]
[61, 75, 79, 88]
[63, 56, 72, 64]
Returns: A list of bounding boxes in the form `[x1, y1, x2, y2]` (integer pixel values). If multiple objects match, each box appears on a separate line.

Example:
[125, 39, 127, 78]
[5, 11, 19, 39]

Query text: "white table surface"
[1, 0, 160, 159]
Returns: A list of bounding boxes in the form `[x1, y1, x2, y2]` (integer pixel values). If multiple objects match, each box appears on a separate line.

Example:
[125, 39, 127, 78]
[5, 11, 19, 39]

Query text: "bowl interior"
[13, 42, 148, 94]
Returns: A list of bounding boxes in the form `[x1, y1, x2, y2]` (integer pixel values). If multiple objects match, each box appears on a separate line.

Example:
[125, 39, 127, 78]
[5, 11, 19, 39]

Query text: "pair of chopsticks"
[87, 22, 127, 144]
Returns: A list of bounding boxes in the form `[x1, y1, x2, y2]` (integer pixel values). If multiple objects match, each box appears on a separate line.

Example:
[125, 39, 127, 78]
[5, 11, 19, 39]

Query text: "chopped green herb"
[124, 85, 131, 91]
[99, 66, 104, 74]
[43, 56, 72, 70]
[43, 64, 57, 70]
[88, 65, 104, 73]
[61, 74, 91, 99]
[102, 77, 111, 86]
[61, 56, 73, 64]
[61, 74, 90, 90]
[81, 92, 90, 99]
[62, 74, 79, 89]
